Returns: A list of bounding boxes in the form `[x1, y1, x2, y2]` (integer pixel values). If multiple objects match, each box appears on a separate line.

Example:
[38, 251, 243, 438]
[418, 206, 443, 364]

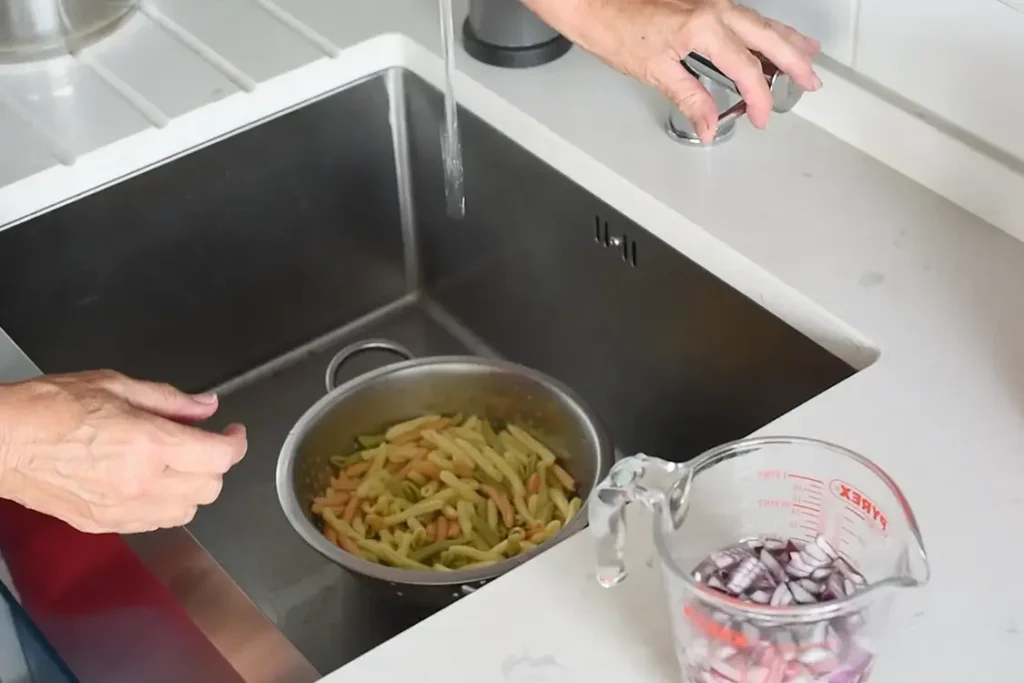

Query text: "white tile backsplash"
[855, 0, 1024, 162]
[741, 0, 858, 64]
[746, 0, 1024, 162]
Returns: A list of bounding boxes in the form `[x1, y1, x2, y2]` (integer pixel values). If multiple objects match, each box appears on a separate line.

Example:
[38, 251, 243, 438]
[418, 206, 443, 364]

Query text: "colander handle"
[324, 339, 415, 392]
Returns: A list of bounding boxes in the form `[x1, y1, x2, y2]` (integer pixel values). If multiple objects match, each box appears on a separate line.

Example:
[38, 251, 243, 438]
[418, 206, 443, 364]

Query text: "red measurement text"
[830, 479, 888, 532]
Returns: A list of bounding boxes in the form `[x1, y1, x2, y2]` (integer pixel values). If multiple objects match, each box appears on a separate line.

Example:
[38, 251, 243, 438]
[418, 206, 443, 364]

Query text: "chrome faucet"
[667, 52, 805, 145]
[462, 0, 571, 68]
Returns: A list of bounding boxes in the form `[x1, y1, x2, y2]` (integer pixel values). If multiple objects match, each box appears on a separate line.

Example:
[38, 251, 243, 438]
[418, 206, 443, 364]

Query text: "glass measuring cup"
[589, 436, 930, 683]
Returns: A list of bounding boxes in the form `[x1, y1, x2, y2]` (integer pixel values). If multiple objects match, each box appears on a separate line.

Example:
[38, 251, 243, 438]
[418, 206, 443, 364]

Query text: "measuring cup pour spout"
[587, 437, 931, 683]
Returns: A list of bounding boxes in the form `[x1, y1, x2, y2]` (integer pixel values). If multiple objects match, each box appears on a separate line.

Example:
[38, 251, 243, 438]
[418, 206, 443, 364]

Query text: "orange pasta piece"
[410, 460, 443, 480]
[480, 484, 515, 527]
[338, 536, 360, 555]
[345, 461, 372, 478]
[342, 496, 360, 523]
[551, 464, 576, 492]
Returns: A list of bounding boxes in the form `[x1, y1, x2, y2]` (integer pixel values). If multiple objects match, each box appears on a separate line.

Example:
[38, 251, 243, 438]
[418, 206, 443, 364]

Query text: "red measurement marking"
[845, 507, 867, 521]
[757, 470, 784, 479]
[841, 525, 866, 545]
[798, 523, 818, 532]
[792, 503, 820, 513]
[787, 473, 824, 484]
[830, 480, 888, 532]
[683, 604, 748, 648]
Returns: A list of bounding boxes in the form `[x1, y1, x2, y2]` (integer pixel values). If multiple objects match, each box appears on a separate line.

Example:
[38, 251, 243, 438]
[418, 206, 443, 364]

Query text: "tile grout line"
[75, 51, 169, 129]
[248, 0, 342, 58]
[848, 0, 862, 69]
[0, 92, 76, 166]
[140, 1, 258, 93]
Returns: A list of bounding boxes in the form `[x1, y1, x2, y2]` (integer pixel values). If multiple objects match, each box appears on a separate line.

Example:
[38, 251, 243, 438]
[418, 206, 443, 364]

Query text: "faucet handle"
[667, 52, 805, 145]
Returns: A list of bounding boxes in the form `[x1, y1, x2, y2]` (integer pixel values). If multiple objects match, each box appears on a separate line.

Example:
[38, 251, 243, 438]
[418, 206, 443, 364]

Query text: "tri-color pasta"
[311, 413, 583, 571]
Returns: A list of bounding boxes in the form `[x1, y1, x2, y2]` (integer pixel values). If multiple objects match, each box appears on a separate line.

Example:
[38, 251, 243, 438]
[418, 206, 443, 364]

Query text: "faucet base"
[462, 19, 571, 69]
[666, 112, 738, 147]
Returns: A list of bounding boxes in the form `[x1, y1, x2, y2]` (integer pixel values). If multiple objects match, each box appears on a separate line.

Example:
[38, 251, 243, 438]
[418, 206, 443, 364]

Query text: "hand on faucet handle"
[522, 0, 822, 144]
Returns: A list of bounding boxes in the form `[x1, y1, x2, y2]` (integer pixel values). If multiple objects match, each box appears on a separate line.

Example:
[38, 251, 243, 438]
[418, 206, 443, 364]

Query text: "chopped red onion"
[682, 535, 874, 683]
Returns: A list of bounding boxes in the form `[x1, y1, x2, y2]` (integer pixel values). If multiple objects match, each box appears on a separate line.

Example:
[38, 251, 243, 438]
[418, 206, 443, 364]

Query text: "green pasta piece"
[476, 470, 507, 493]
[456, 500, 476, 543]
[408, 537, 468, 562]
[438, 470, 485, 504]
[463, 559, 499, 569]
[372, 490, 457, 529]
[486, 499, 499, 531]
[388, 479, 420, 502]
[480, 445, 527, 498]
[506, 424, 557, 466]
[357, 434, 387, 449]
[504, 536, 522, 557]
[537, 500, 555, 525]
[549, 487, 571, 518]
[441, 544, 503, 564]
[531, 520, 562, 545]
[472, 514, 500, 547]
[356, 539, 429, 570]
[330, 453, 363, 470]
[481, 420, 504, 452]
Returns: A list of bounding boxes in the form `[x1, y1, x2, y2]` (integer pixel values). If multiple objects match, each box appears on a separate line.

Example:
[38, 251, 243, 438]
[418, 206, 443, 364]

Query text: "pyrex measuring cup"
[589, 436, 930, 683]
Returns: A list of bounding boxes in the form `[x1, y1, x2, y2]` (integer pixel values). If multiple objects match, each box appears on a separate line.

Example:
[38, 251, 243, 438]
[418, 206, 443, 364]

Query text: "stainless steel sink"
[0, 68, 855, 679]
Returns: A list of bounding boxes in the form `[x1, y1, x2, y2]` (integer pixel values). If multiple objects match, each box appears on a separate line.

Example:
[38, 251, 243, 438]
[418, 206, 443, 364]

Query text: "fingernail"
[192, 392, 218, 404]
[812, 73, 823, 90]
[225, 423, 247, 438]
[699, 119, 715, 144]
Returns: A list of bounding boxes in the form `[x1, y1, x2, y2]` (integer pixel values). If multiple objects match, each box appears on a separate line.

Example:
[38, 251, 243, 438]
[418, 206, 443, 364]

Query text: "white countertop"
[1, 2, 1022, 682]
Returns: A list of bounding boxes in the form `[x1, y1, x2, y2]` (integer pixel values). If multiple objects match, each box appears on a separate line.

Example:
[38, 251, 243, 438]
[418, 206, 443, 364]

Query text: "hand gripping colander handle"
[324, 339, 415, 392]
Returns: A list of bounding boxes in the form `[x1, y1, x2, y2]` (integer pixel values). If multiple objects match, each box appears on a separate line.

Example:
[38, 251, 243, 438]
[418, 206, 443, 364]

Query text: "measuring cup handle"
[589, 453, 692, 588]
[324, 339, 415, 393]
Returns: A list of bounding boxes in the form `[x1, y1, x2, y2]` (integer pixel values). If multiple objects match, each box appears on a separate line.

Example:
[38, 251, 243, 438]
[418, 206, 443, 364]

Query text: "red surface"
[0, 500, 153, 615]
[0, 499, 241, 683]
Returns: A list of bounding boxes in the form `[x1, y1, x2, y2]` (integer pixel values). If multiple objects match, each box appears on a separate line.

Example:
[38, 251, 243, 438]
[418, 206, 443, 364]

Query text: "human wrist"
[521, 0, 592, 42]
[0, 384, 23, 503]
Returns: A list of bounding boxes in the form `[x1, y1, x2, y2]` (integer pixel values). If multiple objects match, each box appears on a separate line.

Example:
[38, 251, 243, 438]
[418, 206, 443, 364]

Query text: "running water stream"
[438, 0, 465, 219]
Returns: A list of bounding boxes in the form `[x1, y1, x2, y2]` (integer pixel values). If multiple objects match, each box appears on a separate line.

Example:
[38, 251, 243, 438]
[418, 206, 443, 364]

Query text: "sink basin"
[0, 68, 854, 677]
